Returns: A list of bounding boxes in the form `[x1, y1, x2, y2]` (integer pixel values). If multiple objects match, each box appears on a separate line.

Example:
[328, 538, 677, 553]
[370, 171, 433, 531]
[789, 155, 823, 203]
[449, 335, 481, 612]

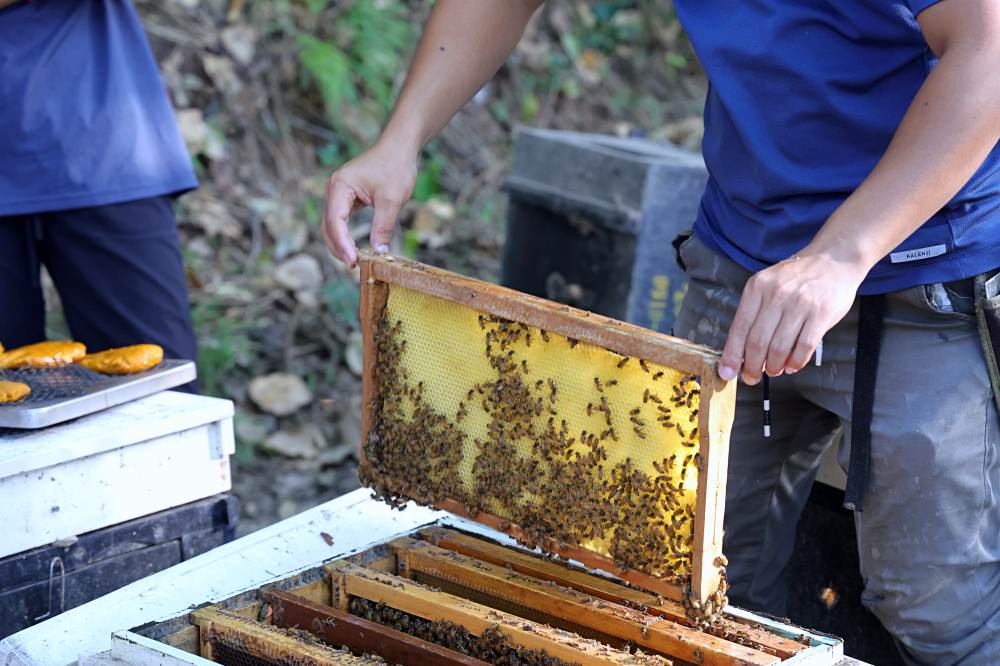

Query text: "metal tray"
[0, 360, 197, 429]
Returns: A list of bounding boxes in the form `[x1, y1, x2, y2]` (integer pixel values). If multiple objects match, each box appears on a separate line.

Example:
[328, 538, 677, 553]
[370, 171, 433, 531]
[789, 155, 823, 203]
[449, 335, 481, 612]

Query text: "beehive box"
[131, 524, 832, 666]
[356, 253, 735, 613]
[20, 490, 857, 666]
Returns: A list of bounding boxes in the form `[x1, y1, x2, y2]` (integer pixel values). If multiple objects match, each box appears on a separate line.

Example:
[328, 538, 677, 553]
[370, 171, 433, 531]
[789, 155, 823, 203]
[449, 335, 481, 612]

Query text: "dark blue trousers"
[0, 195, 198, 391]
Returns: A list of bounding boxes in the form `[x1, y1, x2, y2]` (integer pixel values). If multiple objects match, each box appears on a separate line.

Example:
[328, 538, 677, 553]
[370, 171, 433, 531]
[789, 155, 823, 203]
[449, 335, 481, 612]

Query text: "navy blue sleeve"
[907, 0, 945, 16]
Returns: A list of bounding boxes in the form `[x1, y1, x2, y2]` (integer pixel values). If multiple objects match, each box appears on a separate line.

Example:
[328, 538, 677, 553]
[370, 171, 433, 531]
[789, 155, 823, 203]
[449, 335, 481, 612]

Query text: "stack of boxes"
[0, 391, 238, 637]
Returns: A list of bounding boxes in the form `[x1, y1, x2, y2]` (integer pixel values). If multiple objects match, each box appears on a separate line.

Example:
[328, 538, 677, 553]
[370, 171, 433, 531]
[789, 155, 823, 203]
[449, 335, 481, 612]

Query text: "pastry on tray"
[77, 344, 164, 375]
[0, 340, 87, 369]
[0, 380, 31, 403]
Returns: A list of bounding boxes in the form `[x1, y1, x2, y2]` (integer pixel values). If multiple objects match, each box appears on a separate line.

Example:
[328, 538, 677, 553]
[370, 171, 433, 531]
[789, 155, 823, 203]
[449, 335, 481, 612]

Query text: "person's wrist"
[797, 217, 881, 282]
[376, 122, 424, 161]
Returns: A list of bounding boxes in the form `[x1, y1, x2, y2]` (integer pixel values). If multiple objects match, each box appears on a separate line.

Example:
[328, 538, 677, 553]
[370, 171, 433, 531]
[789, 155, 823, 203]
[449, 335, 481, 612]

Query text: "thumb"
[370, 193, 404, 253]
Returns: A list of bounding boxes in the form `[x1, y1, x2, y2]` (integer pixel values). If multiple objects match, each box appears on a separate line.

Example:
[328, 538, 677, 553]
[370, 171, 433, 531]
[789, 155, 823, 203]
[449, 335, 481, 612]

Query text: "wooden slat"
[391, 538, 778, 666]
[362, 252, 719, 376]
[418, 527, 807, 660]
[160, 625, 199, 653]
[284, 578, 330, 606]
[433, 498, 684, 602]
[326, 561, 672, 666]
[359, 259, 389, 457]
[692, 374, 736, 604]
[418, 527, 663, 605]
[265, 589, 490, 666]
[190, 606, 379, 664]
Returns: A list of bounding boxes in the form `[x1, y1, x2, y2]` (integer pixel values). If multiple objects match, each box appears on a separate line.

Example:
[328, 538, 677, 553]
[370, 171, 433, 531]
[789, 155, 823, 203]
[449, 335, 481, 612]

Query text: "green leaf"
[520, 92, 541, 122]
[402, 229, 420, 259]
[412, 152, 444, 202]
[665, 52, 688, 69]
[297, 34, 356, 123]
[324, 280, 360, 325]
[316, 142, 341, 166]
[345, 0, 415, 113]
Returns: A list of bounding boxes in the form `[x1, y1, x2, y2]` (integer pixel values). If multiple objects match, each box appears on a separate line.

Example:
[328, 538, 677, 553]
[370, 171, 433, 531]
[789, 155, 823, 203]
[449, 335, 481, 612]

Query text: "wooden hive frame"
[190, 606, 385, 665]
[386, 537, 779, 666]
[359, 252, 736, 606]
[145, 526, 824, 665]
[415, 527, 808, 661]
[263, 589, 491, 666]
[325, 560, 673, 666]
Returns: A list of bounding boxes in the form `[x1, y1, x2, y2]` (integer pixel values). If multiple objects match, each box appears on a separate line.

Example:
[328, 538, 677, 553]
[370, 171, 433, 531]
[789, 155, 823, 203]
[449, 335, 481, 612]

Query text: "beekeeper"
[0, 1, 198, 385]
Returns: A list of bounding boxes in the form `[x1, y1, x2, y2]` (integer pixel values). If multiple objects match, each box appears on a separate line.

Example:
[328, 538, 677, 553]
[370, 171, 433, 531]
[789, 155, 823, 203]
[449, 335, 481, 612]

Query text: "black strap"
[843, 294, 887, 512]
[672, 231, 693, 272]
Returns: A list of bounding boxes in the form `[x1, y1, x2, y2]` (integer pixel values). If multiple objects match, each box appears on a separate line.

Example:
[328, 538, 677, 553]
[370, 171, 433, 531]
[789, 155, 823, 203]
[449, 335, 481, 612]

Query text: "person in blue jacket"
[0, 1, 198, 382]
[321, 1, 1000, 663]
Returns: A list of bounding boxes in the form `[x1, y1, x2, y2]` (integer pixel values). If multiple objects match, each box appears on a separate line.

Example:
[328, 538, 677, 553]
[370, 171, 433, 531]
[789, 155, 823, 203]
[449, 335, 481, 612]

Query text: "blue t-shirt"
[674, 0, 1000, 294]
[0, 1, 197, 216]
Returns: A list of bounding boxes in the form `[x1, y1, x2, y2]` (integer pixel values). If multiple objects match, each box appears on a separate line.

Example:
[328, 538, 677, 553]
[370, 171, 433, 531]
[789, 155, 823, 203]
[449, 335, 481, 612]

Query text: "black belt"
[843, 294, 887, 512]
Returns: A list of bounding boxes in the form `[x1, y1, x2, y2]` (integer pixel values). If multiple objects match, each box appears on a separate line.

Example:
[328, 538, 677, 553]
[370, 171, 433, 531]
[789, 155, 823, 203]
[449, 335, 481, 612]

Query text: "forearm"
[803, 39, 1000, 269]
[379, 0, 544, 154]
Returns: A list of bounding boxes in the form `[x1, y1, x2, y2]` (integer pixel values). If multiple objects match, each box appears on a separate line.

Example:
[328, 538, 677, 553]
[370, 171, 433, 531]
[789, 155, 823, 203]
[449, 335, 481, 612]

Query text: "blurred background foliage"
[112, 0, 705, 533]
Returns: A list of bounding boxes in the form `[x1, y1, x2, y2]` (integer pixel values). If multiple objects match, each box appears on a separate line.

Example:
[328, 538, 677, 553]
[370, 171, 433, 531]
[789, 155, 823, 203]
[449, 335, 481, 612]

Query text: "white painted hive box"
[0, 391, 235, 560]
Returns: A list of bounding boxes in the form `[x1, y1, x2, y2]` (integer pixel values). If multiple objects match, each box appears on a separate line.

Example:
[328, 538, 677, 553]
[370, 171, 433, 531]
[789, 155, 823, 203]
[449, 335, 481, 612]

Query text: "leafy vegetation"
[130, 0, 703, 533]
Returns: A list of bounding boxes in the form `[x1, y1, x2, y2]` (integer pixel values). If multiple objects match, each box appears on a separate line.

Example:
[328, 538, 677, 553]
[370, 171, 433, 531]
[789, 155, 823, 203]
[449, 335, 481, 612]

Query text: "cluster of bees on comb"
[349, 598, 573, 666]
[360, 288, 704, 587]
[207, 609, 388, 665]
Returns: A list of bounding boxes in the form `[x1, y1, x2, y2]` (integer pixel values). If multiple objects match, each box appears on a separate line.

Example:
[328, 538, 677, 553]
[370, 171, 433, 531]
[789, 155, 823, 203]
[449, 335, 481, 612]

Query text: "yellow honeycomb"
[361, 285, 702, 582]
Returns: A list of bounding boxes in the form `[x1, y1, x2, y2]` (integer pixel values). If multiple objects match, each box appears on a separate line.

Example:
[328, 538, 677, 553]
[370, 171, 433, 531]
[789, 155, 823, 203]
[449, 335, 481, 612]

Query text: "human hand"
[719, 253, 866, 384]
[322, 140, 418, 267]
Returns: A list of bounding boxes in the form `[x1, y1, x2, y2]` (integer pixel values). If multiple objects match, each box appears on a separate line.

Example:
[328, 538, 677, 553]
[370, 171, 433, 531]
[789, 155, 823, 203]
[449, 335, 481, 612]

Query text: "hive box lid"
[0, 391, 233, 479]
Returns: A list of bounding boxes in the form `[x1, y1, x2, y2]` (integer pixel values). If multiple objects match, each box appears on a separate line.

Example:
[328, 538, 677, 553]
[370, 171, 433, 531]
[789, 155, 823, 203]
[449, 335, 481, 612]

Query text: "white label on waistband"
[889, 244, 946, 263]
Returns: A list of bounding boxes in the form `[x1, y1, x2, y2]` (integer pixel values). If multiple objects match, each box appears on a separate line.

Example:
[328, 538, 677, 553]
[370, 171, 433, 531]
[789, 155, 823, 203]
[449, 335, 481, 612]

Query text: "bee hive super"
[357, 254, 736, 612]
[140, 525, 820, 666]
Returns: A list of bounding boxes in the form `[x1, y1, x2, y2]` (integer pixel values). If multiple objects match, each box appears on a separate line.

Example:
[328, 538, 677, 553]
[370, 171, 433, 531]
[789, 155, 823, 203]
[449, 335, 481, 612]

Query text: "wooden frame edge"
[359, 258, 389, 472]
[389, 537, 779, 666]
[416, 527, 808, 659]
[190, 606, 369, 665]
[360, 252, 719, 375]
[691, 372, 736, 604]
[264, 589, 491, 666]
[326, 561, 673, 666]
[433, 498, 685, 602]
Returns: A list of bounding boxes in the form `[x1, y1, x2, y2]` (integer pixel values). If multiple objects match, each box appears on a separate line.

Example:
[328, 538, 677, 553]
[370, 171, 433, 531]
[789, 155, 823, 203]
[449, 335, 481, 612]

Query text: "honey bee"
[639, 359, 650, 373]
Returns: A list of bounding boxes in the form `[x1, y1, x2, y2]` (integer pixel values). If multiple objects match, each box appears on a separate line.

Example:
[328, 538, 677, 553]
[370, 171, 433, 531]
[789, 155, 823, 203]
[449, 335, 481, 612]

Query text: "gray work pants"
[674, 234, 1000, 665]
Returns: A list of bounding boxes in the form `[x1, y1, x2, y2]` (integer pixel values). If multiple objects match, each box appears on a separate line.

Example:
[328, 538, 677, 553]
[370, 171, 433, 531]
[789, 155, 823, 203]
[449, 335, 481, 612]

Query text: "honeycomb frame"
[358, 253, 736, 606]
